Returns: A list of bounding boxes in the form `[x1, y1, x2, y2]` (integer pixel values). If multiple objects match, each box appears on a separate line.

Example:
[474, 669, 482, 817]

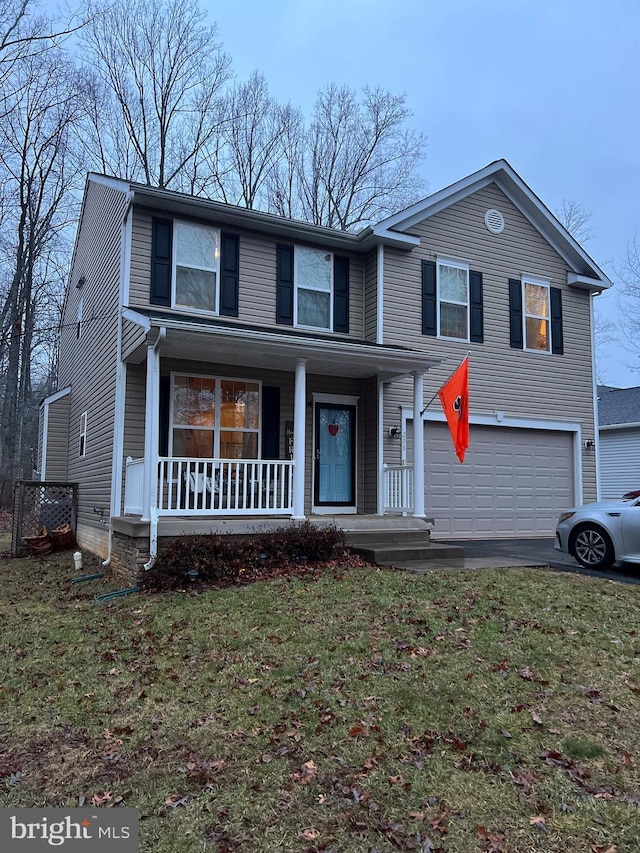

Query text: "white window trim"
[171, 220, 221, 317]
[168, 371, 262, 459]
[293, 246, 333, 332]
[522, 274, 551, 354]
[79, 411, 87, 458]
[437, 256, 470, 342]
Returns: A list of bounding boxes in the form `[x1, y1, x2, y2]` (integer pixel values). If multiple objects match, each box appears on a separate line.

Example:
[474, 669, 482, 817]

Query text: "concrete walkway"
[399, 537, 640, 586]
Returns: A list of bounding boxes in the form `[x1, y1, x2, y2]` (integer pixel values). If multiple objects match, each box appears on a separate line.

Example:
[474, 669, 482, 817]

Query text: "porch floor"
[114, 514, 435, 538]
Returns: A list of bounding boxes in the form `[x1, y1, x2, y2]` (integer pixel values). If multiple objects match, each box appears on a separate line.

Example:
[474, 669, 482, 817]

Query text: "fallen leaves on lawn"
[290, 759, 317, 784]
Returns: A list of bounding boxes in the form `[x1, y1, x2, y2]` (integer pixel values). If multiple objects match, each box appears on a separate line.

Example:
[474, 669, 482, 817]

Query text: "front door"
[314, 403, 356, 508]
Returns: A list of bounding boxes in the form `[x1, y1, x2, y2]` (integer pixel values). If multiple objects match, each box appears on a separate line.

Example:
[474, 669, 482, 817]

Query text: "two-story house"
[38, 160, 610, 579]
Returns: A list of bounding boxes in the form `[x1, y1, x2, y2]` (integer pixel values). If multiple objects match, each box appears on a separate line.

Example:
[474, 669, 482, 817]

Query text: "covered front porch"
[118, 310, 439, 564]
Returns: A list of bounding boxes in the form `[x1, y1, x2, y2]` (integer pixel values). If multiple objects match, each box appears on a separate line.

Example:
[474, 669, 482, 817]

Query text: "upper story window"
[276, 245, 349, 333]
[170, 373, 261, 460]
[295, 247, 333, 330]
[79, 411, 87, 457]
[422, 258, 483, 343]
[508, 274, 563, 355]
[173, 221, 219, 313]
[151, 218, 239, 318]
[523, 276, 551, 352]
[437, 258, 469, 340]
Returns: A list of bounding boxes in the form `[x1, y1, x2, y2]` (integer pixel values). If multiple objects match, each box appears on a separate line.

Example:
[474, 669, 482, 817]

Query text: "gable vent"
[484, 209, 505, 234]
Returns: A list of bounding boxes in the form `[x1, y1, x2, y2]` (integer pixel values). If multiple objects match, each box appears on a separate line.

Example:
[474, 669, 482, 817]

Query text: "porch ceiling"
[125, 310, 440, 380]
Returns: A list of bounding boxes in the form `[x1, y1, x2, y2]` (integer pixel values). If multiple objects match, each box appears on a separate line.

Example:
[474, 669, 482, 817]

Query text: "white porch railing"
[124, 457, 145, 514]
[153, 457, 294, 516]
[384, 464, 414, 514]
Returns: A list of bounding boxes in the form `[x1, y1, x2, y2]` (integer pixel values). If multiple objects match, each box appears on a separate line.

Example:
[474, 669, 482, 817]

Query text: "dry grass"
[0, 548, 639, 852]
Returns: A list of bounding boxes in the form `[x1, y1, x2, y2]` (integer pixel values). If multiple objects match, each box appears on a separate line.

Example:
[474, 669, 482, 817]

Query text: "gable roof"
[369, 159, 611, 291]
[81, 160, 611, 289]
[598, 385, 640, 426]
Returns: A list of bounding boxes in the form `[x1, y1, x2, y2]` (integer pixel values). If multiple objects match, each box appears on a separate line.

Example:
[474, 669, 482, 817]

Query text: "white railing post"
[292, 358, 307, 520]
[412, 371, 426, 518]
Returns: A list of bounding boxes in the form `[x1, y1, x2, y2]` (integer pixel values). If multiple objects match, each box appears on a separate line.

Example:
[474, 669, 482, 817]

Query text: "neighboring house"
[598, 385, 640, 498]
[39, 159, 610, 579]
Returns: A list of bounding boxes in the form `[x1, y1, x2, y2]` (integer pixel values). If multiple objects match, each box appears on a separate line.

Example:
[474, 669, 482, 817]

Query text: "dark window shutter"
[151, 218, 172, 307]
[422, 260, 437, 336]
[159, 375, 170, 457]
[508, 278, 523, 349]
[262, 386, 280, 459]
[219, 233, 239, 317]
[276, 245, 294, 325]
[550, 287, 564, 355]
[469, 270, 484, 343]
[333, 255, 349, 332]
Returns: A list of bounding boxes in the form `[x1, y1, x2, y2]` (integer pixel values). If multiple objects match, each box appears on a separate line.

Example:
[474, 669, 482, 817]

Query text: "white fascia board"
[567, 272, 611, 292]
[87, 173, 131, 193]
[403, 405, 582, 433]
[41, 386, 71, 407]
[122, 307, 151, 332]
[149, 314, 440, 373]
[599, 422, 640, 431]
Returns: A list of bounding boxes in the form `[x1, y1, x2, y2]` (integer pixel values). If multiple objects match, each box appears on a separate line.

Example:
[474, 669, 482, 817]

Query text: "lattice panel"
[12, 481, 77, 556]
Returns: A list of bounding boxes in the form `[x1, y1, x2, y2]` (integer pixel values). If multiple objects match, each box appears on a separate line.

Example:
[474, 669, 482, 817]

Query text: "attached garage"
[417, 422, 576, 538]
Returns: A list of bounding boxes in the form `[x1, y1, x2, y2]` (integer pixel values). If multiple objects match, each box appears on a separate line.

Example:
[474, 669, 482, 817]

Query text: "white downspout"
[292, 358, 307, 520]
[376, 244, 384, 344]
[591, 291, 601, 502]
[412, 371, 426, 518]
[143, 328, 165, 570]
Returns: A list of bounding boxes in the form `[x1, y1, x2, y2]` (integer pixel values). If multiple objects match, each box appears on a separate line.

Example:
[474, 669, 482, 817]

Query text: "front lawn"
[0, 551, 638, 852]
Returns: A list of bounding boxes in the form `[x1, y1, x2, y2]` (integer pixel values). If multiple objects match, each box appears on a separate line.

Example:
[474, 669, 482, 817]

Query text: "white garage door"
[423, 423, 574, 538]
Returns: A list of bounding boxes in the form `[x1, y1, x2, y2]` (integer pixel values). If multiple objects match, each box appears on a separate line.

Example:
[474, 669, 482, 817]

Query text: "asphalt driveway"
[439, 537, 640, 586]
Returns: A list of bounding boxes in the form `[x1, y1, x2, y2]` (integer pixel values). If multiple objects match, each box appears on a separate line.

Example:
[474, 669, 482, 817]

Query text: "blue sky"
[207, 0, 639, 385]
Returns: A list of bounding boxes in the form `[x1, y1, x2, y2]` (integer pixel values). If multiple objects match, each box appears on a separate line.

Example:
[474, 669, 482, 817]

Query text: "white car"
[555, 497, 640, 570]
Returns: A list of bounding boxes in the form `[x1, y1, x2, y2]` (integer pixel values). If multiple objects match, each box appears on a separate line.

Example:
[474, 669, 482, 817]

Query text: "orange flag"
[437, 357, 469, 463]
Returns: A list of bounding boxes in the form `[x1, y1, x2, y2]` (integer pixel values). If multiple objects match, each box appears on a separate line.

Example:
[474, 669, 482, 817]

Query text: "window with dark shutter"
[151, 218, 172, 306]
[550, 287, 564, 355]
[219, 233, 239, 317]
[276, 245, 294, 325]
[469, 270, 484, 343]
[333, 256, 349, 333]
[508, 278, 524, 349]
[422, 260, 437, 336]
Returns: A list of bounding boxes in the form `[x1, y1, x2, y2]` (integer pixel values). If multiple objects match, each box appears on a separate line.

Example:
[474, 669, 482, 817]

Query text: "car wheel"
[570, 525, 615, 570]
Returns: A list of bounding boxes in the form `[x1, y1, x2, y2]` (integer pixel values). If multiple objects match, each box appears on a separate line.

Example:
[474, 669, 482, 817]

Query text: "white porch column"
[292, 358, 307, 520]
[412, 371, 426, 518]
[141, 342, 160, 521]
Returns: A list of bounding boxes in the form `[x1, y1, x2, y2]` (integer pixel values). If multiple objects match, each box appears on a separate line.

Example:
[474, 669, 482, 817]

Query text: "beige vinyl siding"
[364, 249, 378, 342]
[44, 395, 70, 480]
[128, 208, 365, 339]
[382, 182, 598, 503]
[121, 317, 148, 361]
[58, 179, 129, 530]
[362, 376, 379, 513]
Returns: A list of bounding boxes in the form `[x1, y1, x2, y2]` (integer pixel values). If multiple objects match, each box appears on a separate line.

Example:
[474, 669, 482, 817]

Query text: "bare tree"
[215, 71, 300, 210]
[555, 198, 595, 245]
[294, 84, 427, 230]
[80, 0, 232, 190]
[0, 49, 84, 501]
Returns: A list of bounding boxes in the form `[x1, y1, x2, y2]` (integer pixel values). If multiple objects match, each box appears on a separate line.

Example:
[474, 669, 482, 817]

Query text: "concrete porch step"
[344, 528, 464, 566]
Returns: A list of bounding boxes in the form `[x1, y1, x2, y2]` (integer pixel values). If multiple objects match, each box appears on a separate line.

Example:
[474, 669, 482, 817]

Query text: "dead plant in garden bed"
[141, 521, 352, 591]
